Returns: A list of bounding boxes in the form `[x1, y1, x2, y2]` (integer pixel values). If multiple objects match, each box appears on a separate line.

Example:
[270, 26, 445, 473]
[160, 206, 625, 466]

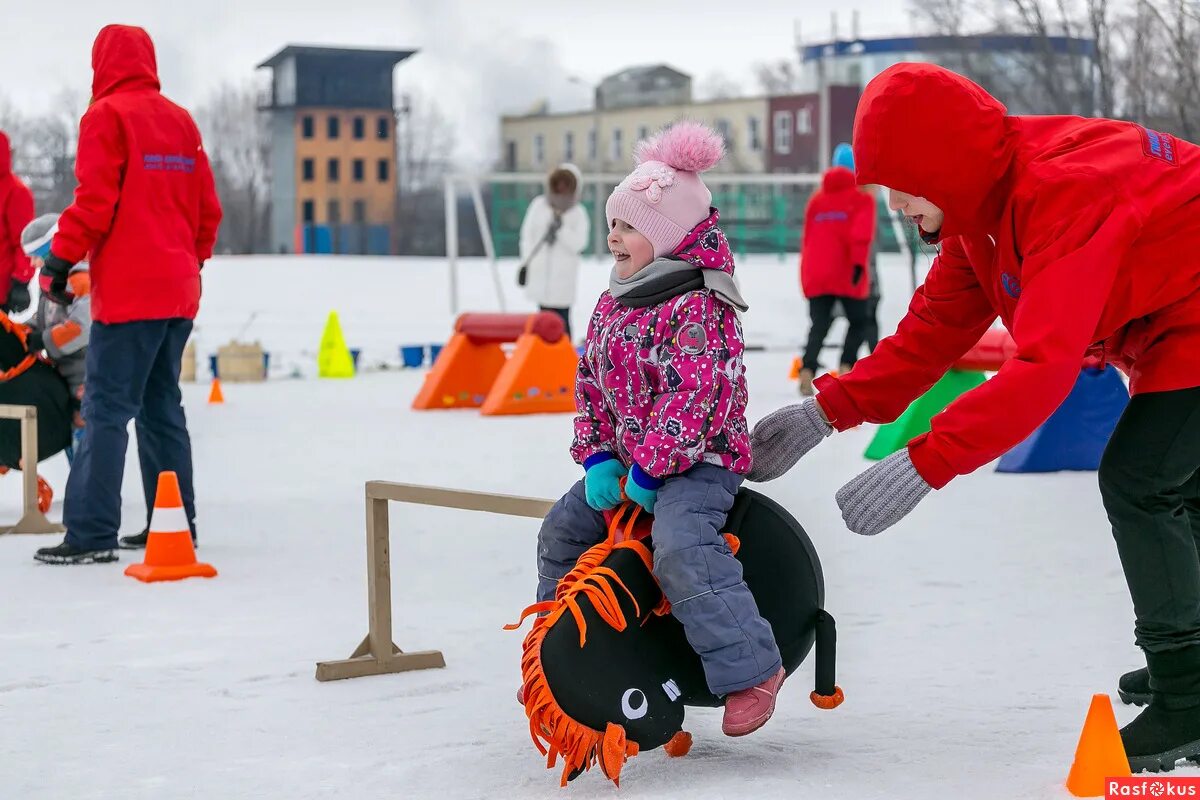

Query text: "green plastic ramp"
[863, 369, 988, 460]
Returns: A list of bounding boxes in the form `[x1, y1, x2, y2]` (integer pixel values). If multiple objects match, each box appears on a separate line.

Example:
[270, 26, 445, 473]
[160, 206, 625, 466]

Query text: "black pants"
[802, 295, 869, 372]
[1101, 387, 1200, 656]
[863, 296, 880, 353]
[539, 306, 572, 341]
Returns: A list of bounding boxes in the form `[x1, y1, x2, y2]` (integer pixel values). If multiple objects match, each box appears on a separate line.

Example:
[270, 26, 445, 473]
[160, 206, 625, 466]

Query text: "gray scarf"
[609, 257, 749, 311]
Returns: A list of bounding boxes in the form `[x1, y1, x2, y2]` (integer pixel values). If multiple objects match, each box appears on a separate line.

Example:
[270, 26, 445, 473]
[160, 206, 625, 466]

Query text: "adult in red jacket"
[0, 130, 36, 313]
[34, 25, 222, 565]
[748, 63, 1200, 770]
[797, 143, 876, 395]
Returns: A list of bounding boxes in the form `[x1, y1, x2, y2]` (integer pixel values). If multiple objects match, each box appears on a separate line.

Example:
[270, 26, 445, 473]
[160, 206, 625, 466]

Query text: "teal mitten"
[583, 455, 627, 511]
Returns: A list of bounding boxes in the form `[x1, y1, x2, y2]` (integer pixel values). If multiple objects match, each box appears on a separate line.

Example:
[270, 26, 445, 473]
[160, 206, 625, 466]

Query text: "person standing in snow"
[796, 141, 876, 396]
[0, 130, 35, 315]
[33, 25, 222, 565]
[531, 122, 786, 736]
[519, 164, 589, 339]
[748, 63, 1200, 771]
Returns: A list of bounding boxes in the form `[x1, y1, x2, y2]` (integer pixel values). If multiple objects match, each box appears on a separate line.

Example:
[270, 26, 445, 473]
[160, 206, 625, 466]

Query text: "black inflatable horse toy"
[0, 310, 72, 470]
[507, 488, 842, 787]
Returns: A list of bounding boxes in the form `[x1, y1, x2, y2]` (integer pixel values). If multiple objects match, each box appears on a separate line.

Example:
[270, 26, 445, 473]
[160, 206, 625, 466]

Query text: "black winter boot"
[1122, 647, 1200, 772]
[33, 540, 118, 565]
[119, 528, 198, 549]
[1119, 667, 1151, 706]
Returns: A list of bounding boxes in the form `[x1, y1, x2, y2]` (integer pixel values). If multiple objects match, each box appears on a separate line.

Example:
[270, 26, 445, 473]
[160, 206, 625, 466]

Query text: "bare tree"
[696, 71, 744, 101]
[754, 59, 804, 95]
[194, 82, 271, 254]
[394, 89, 458, 255]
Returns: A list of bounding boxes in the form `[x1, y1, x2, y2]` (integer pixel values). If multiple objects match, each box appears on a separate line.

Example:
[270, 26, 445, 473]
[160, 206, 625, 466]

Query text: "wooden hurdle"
[0, 404, 65, 536]
[315, 481, 555, 682]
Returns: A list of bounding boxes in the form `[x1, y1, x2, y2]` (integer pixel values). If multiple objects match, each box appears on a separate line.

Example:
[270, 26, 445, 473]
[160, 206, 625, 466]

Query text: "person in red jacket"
[0, 130, 36, 314]
[34, 25, 221, 565]
[748, 62, 1200, 770]
[797, 142, 876, 395]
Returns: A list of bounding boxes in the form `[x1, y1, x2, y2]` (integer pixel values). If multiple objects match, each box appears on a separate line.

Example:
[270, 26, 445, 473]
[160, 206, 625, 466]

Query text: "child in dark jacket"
[534, 122, 785, 737]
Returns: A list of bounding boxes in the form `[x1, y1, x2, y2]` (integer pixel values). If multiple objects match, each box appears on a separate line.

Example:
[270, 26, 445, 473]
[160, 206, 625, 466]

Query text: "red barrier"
[954, 329, 1017, 372]
[455, 312, 566, 345]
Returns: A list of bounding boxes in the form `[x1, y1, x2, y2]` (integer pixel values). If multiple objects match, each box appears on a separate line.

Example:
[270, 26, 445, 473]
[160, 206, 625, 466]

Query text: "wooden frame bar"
[315, 481, 555, 682]
[0, 404, 65, 536]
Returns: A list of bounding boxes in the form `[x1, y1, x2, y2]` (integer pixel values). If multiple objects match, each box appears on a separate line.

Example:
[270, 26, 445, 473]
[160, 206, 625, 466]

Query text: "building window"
[328, 199, 341, 223]
[377, 116, 389, 140]
[637, 125, 649, 142]
[352, 159, 365, 182]
[353, 116, 365, 140]
[714, 119, 731, 147]
[564, 131, 575, 162]
[796, 106, 813, 136]
[588, 129, 597, 162]
[505, 141, 517, 171]
[328, 116, 340, 139]
[301, 115, 314, 139]
[748, 116, 762, 151]
[533, 134, 545, 166]
[302, 199, 315, 223]
[611, 128, 622, 161]
[302, 158, 315, 181]
[773, 111, 792, 154]
[327, 158, 340, 182]
[378, 159, 390, 182]
[352, 199, 366, 223]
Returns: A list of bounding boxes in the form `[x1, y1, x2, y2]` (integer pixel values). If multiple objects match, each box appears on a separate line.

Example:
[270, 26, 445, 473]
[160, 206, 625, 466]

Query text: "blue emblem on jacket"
[1001, 272, 1022, 299]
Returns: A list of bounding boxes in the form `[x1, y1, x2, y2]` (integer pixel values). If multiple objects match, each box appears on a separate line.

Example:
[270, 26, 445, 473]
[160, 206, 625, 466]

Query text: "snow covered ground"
[0, 251, 1183, 799]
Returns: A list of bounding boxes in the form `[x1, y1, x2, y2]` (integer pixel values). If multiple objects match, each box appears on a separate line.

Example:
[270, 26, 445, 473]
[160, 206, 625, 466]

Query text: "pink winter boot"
[721, 667, 786, 737]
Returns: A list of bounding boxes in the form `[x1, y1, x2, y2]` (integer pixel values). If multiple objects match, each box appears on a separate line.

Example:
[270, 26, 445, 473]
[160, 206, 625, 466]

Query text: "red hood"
[91, 24, 160, 100]
[821, 165, 856, 192]
[852, 62, 1017, 237]
[0, 130, 10, 178]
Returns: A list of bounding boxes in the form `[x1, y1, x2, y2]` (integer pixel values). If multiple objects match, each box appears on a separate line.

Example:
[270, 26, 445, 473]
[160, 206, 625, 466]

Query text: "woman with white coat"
[519, 164, 590, 338]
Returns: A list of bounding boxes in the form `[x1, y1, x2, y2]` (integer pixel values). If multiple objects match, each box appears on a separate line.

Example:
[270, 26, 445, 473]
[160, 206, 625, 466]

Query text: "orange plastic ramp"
[481, 334, 577, 415]
[412, 332, 509, 410]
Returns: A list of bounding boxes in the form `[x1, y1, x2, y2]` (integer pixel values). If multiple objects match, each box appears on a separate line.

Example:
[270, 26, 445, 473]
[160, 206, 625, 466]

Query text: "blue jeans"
[64, 319, 196, 550]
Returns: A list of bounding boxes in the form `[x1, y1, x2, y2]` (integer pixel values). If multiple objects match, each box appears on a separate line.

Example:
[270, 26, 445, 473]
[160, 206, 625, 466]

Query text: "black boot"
[1119, 666, 1152, 706]
[1122, 647, 1200, 772]
[34, 540, 118, 565]
[119, 529, 198, 549]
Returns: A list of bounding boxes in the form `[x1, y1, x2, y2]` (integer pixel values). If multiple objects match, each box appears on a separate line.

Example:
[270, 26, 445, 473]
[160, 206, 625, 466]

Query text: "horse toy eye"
[621, 688, 648, 720]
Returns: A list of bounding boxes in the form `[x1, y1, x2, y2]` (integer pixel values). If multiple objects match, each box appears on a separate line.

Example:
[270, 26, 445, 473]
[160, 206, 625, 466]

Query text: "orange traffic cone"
[1066, 694, 1131, 797]
[788, 356, 801, 380]
[124, 471, 216, 583]
[208, 378, 224, 404]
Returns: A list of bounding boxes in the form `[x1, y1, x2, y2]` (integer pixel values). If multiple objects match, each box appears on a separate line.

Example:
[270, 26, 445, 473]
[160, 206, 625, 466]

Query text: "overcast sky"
[0, 0, 914, 163]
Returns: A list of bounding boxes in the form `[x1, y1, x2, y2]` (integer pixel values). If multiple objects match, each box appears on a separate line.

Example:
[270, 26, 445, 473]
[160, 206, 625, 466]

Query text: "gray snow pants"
[535, 463, 782, 695]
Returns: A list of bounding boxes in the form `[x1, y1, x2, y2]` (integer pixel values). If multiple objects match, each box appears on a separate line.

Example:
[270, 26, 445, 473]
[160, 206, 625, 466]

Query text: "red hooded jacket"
[50, 25, 222, 324]
[800, 166, 876, 299]
[816, 62, 1200, 490]
[0, 131, 35, 302]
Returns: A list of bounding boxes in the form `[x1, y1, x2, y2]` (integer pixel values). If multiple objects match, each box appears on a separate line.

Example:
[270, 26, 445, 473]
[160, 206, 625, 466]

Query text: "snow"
[0, 251, 1182, 800]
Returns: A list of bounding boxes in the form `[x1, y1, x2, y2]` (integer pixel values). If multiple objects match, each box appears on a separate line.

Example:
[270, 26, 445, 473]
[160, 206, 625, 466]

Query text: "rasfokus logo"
[1108, 777, 1200, 798]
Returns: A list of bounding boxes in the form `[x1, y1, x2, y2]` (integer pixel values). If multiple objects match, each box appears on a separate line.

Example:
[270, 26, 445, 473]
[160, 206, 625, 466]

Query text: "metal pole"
[468, 178, 506, 312]
[444, 175, 459, 315]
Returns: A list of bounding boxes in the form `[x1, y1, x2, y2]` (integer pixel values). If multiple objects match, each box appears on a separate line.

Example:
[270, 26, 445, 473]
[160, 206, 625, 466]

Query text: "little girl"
[534, 122, 785, 736]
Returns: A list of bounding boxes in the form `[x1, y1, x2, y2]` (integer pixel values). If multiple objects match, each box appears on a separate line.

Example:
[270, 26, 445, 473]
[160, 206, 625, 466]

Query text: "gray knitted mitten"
[835, 449, 933, 536]
[746, 399, 833, 482]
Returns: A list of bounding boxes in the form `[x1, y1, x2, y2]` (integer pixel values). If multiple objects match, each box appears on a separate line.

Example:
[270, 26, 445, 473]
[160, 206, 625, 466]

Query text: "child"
[535, 122, 785, 737]
[749, 62, 1200, 770]
[21, 213, 90, 453]
[797, 141, 876, 396]
[519, 164, 590, 339]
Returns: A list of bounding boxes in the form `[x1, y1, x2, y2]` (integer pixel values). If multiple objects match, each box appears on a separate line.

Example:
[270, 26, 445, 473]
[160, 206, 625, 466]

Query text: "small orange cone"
[125, 471, 217, 583]
[1066, 693, 1131, 797]
[788, 356, 801, 380]
[208, 378, 224, 404]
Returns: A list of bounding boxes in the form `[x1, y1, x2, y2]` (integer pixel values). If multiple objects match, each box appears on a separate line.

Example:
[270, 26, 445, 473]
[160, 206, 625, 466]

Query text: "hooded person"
[0, 130, 35, 314]
[518, 163, 590, 338]
[747, 62, 1200, 771]
[796, 141, 876, 395]
[33, 24, 222, 565]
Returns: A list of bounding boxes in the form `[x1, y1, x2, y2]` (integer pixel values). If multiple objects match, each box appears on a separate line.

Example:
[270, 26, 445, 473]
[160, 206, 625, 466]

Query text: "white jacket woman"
[519, 163, 590, 336]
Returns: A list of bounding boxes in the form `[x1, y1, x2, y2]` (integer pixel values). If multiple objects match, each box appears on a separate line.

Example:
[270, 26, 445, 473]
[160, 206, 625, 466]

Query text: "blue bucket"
[400, 345, 425, 368]
[350, 348, 361, 372]
[428, 344, 444, 365]
[209, 355, 219, 379]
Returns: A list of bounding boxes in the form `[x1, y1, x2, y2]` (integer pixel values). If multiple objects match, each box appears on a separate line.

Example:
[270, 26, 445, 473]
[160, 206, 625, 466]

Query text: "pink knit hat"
[605, 121, 725, 257]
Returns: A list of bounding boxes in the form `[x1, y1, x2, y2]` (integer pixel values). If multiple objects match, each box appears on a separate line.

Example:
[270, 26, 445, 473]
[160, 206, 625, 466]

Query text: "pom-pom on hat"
[605, 121, 725, 257]
[831, 142, 855, 171]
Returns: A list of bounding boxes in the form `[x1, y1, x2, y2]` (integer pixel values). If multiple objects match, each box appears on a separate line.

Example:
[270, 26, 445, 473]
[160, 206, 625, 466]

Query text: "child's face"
[888, 189, 945, 233]
[608, 219, 655, 279]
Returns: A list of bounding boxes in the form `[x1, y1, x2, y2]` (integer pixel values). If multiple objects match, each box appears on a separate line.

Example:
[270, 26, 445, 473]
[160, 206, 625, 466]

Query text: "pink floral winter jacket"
[570, 211, 752, 479]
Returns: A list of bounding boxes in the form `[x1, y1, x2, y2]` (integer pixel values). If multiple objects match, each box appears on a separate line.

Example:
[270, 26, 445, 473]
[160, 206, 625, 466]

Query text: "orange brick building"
[258, 45, 416, 254]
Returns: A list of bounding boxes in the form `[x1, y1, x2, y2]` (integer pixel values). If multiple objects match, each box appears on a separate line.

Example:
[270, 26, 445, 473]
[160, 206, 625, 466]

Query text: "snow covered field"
[0, 251, 1183, 799]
